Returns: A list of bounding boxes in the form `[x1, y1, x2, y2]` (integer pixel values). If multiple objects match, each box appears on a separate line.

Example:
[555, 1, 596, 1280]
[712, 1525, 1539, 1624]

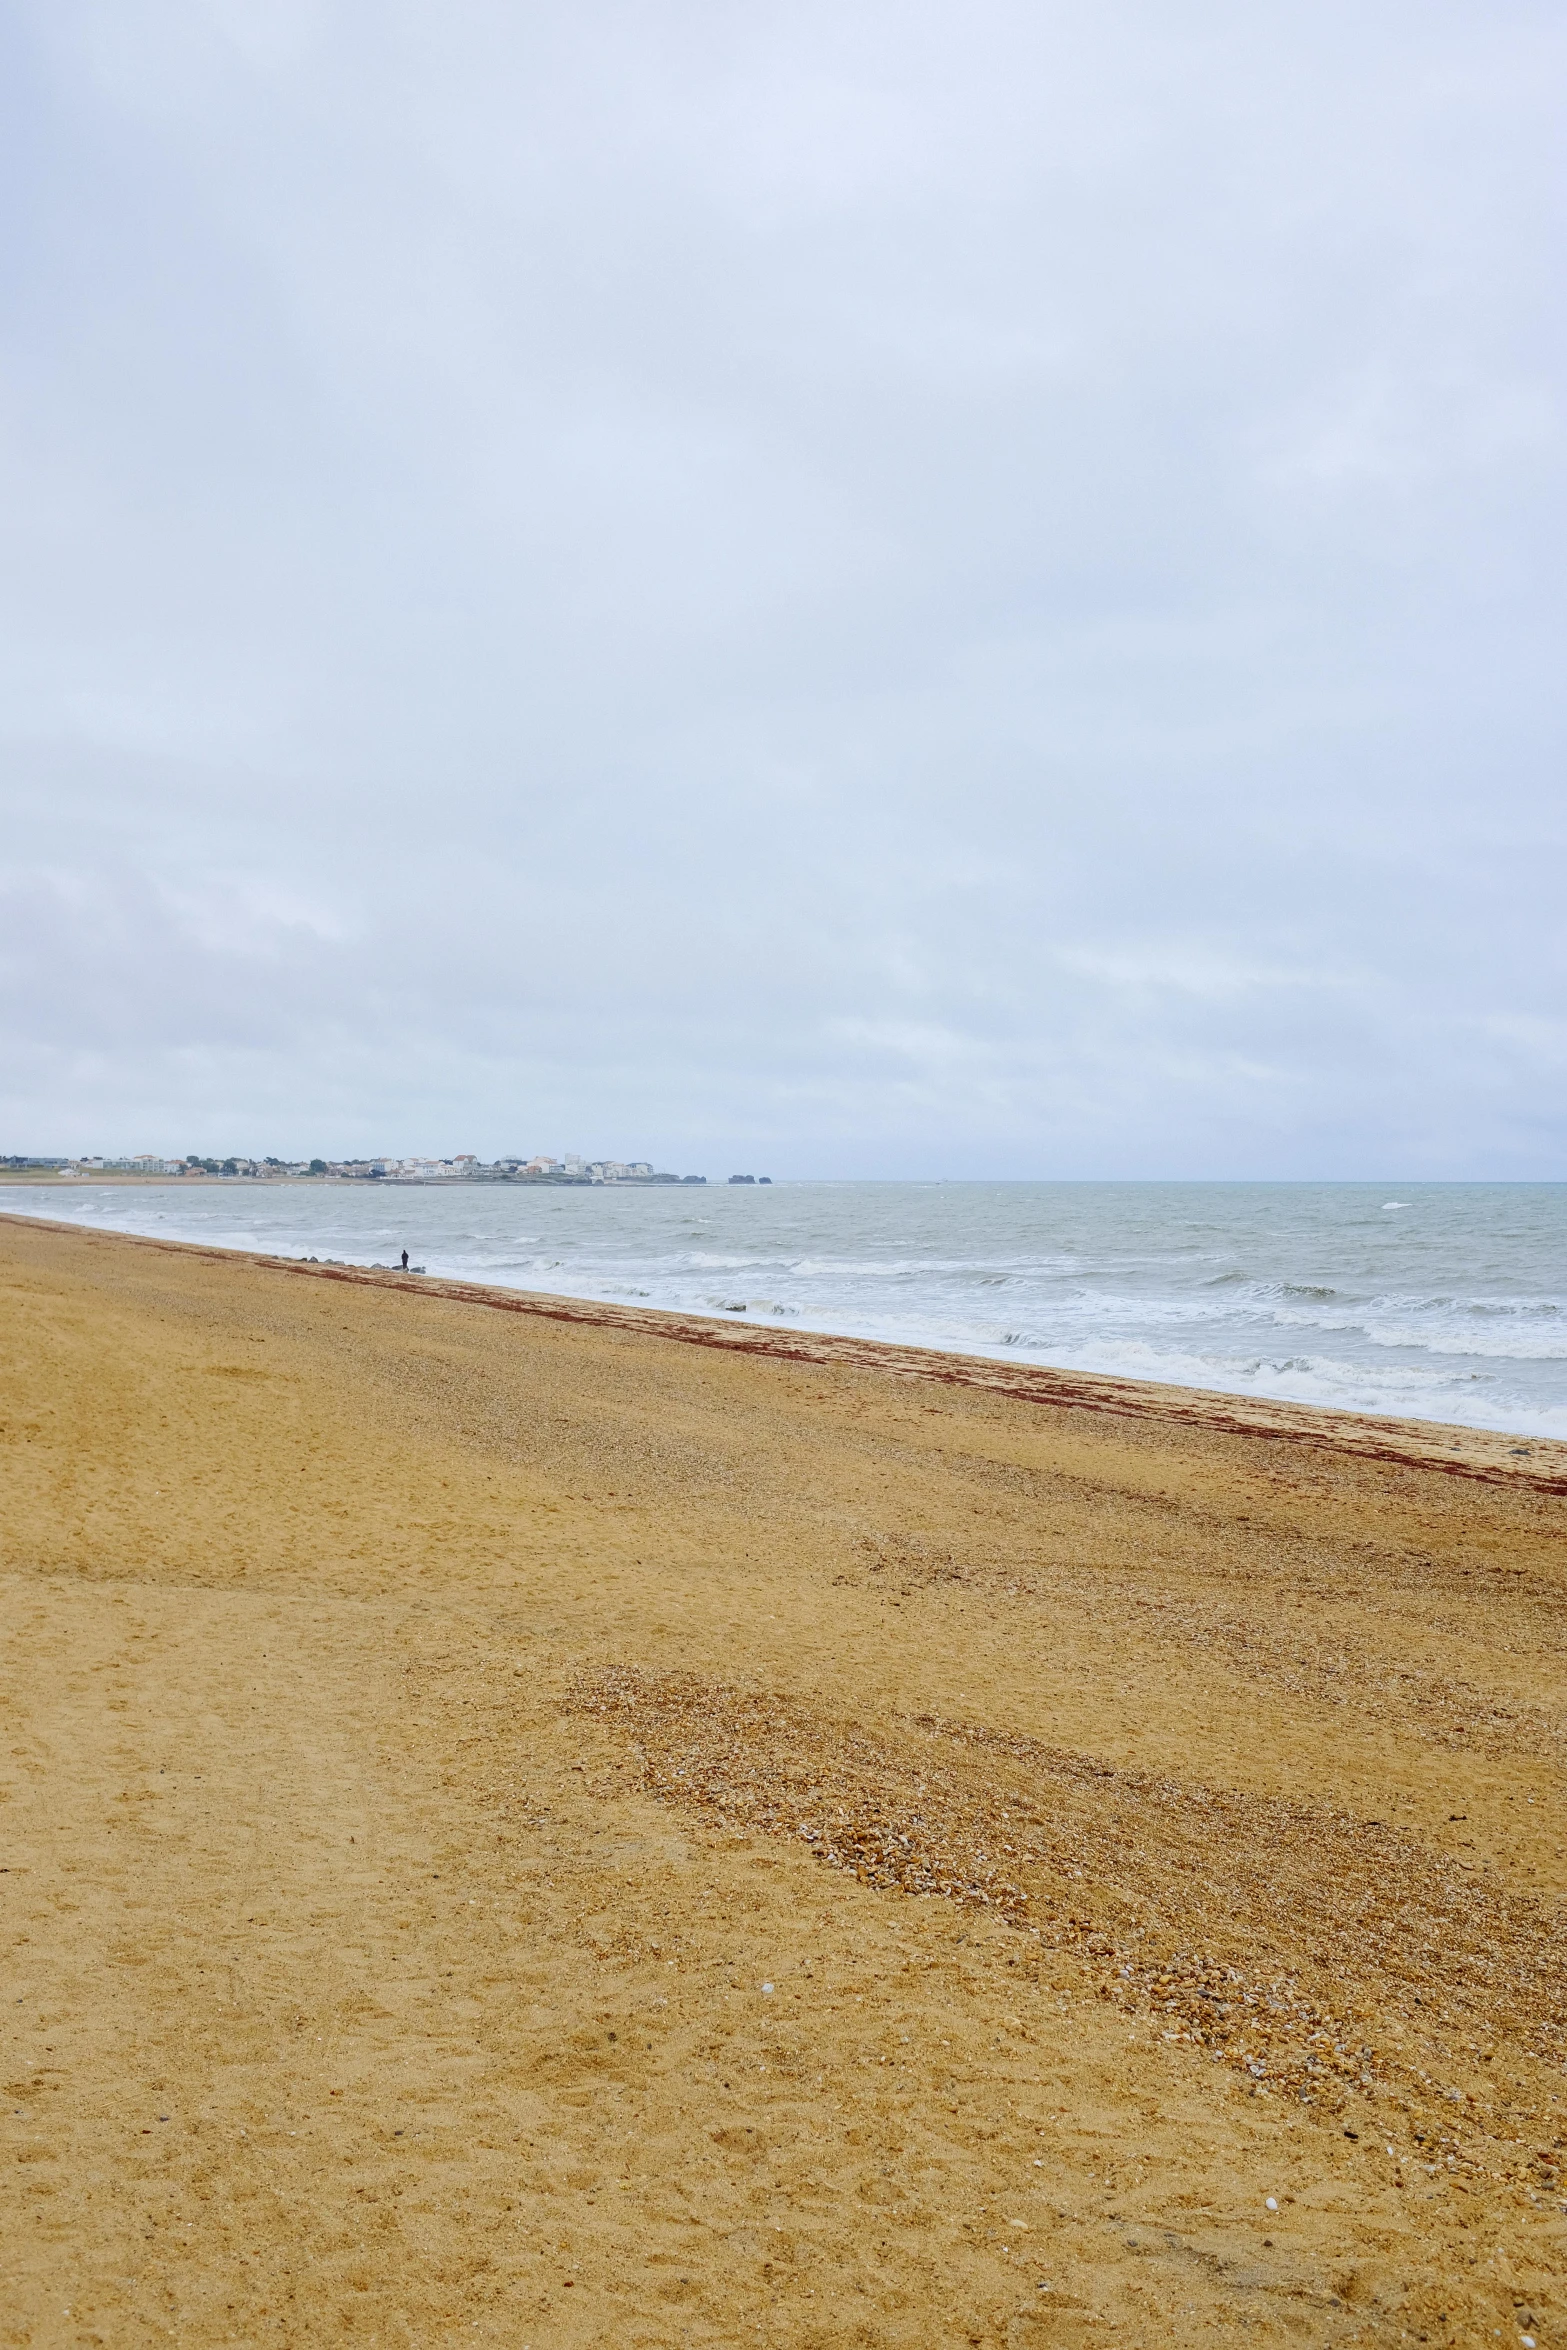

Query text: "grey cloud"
[1, 0, 1562, 1170]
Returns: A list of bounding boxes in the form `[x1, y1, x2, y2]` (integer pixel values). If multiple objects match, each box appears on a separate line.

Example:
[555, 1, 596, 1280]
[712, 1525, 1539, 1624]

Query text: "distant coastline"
[0, 1170, 756, 1188]
[1, 1153, 771, 1187]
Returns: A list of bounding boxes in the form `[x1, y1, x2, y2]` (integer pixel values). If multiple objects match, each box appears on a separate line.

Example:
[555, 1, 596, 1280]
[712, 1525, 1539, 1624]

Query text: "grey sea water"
[5, 1180, 1564, 1439]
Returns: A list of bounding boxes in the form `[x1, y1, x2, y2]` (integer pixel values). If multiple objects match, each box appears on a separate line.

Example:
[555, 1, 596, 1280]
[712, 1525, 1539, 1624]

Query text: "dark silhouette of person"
[401, 1249, 408, 1270]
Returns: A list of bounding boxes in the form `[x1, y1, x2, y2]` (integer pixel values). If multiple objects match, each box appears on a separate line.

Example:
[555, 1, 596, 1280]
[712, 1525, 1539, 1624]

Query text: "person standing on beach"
[400, 1249, 408, 1270]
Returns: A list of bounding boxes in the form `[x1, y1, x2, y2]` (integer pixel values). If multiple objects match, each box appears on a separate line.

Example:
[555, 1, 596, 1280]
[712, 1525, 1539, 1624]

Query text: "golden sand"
[2, 1212, 1563, 2346]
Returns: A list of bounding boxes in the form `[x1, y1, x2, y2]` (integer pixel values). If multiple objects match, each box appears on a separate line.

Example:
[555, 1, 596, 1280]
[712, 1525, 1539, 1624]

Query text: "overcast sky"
[2, 1, 1563, 1175]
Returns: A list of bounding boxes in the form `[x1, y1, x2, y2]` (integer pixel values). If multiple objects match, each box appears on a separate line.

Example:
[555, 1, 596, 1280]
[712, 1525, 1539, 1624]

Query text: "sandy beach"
[2, 1210, 1564, 2347]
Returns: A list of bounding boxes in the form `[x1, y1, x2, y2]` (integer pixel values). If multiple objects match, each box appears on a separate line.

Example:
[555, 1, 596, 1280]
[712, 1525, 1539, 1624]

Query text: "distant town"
[3, 1154, 774, 1186]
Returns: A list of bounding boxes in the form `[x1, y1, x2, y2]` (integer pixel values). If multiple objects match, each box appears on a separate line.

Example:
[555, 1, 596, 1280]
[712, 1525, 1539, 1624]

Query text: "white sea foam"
[4, 1179, 1563, 1438]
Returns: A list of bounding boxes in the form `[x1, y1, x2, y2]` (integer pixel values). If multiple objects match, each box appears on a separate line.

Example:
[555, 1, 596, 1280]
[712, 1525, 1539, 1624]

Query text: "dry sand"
[1, 1212, 1564, 2348]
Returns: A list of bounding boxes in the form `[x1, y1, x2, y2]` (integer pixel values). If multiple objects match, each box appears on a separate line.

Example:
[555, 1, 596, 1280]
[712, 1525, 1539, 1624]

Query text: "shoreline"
[3, 1204, 1562, 1492]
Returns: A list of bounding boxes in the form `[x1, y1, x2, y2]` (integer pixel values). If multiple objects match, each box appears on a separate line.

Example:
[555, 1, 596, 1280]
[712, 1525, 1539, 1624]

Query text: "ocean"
[4, 1179, 1563, 1440]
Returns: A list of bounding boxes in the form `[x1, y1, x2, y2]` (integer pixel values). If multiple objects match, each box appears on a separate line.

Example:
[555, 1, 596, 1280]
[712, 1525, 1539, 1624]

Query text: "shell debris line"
[571, 1667, 1567, 2188]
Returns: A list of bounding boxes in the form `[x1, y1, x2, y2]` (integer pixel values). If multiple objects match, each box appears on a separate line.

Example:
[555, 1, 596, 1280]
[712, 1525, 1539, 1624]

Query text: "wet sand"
[2, 1211, 1564, 2346]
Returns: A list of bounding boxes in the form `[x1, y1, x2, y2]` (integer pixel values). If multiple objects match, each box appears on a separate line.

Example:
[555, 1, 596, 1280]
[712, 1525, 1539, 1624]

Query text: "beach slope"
[2, 1214, 1563, 2346]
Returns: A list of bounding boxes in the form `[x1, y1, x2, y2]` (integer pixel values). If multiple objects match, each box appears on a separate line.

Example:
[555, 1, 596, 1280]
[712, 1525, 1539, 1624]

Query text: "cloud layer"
[2, 0, 1563, 1171]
